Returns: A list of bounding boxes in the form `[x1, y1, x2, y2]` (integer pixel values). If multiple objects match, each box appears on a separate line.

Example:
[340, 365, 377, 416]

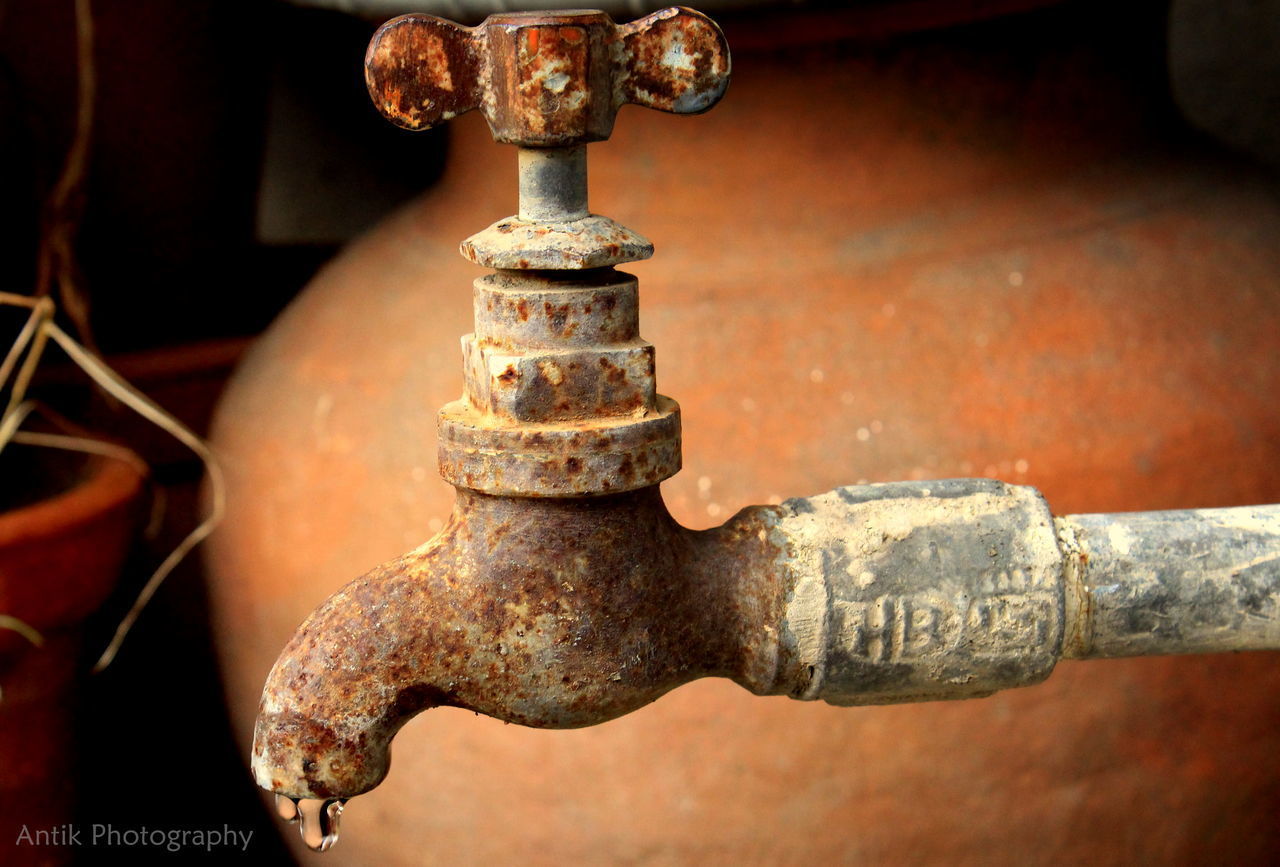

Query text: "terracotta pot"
[0, 450, 145, 863]
[208, 8, 1280, 864]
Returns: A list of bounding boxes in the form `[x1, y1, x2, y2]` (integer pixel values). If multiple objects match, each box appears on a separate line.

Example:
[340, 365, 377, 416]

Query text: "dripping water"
[275, 794, 346, 852]
[275, 794, 299, 824]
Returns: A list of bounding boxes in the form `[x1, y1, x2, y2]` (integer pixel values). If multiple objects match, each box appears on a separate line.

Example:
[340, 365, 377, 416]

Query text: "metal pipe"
[765, 482, 1280, 708]
[1057, 506, 1280, 659]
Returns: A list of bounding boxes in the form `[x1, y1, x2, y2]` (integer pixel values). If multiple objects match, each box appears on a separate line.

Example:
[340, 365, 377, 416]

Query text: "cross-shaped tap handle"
[365, 6, 731, 147]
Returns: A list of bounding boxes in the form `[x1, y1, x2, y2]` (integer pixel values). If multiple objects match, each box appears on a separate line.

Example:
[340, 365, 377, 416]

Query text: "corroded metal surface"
[250, 473, 1280, 799]
[472, 270, 640, 349]
[776, 479, 1065, 705]
[437, 396, 681, 496]
[440, 268, 680, 496]
[465, 270, 655, 421]
[364, 7, 730, 145]
[364, 8, 727, 495]
[460, 214, 653, 269]
[616, 6, 731, 114]
[1059, 506, 1280, 659]
[252, 486, 787, 798]
[364, 14, 481, 131]
[517, 147, 589, 222]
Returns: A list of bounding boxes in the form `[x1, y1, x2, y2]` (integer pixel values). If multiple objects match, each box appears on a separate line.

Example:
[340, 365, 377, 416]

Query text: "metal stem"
[517, 146, 588, 222]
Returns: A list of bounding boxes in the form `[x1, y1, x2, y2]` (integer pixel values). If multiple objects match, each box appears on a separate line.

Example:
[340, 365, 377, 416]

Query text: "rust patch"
[365, 15, 482, 131]
[448, 268, 676, 494]
[252, 487, 789, 800]
[461, 214, 653, 271]
[618, 7, 731, 116]
[365, 7, 729, 146]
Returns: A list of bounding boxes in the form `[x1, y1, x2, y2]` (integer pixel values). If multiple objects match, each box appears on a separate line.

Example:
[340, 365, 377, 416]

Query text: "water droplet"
[297, 797, 345, 853]
[276, 796, 346, 853]
[276, 794, 299, 825]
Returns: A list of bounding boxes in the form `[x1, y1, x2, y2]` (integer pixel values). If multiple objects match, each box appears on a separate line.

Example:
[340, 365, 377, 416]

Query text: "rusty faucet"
[252, 6, 1280, 850]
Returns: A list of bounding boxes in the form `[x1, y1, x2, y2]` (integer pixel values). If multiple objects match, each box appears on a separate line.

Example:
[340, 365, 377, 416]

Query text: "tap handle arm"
[364, 15, 482, 133]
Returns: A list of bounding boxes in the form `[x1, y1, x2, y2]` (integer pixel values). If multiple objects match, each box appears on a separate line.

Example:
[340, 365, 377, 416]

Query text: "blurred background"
[0, 0, 1278, 863]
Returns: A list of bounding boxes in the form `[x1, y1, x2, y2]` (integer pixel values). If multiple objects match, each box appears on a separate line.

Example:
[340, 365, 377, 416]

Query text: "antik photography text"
[15, 823, 254, 854]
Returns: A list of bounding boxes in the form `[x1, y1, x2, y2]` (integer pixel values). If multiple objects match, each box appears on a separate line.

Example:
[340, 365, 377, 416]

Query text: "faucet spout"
[251, 485, 786, 800]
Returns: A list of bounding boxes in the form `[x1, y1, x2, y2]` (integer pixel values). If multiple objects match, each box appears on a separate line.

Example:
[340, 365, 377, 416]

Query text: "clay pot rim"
[0, 447, 148, 550]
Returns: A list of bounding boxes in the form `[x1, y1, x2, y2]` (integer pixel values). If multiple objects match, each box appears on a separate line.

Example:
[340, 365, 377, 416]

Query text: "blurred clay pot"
[208, 6, 1280, 864]
[0, 449, 144, 862]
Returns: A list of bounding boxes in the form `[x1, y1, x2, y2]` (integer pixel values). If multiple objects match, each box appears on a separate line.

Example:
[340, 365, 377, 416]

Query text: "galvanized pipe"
[1057, 506, 1280, 659]
[768, 481, 1280, 708]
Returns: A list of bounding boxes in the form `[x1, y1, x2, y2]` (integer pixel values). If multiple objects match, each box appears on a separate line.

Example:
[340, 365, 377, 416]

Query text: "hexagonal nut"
[481, 12, 616, 146]
[461, 215, 653, 270]
[464, 340, 657, 423]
